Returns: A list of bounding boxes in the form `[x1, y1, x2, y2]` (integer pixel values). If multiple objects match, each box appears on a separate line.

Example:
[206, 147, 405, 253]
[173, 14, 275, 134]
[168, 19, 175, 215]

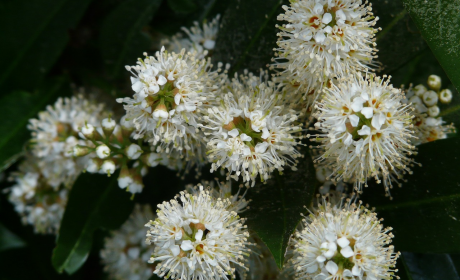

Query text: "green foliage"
[52, 173, 134, 274]
[402, 252, 460, 279]
[0, 223, 25, 252]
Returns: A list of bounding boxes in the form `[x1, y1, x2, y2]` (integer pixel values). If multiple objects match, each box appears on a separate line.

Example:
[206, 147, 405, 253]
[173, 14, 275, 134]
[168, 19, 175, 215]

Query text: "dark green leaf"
[0, 0, 92, 92]
[402, 0, 460, 92]
[0, 79, 69, 171]
[243, 148, 317, 269]
[213, 0, 287, 74]
[361, 138, 460, 253]
[100, 0, 162, 78]
[402, 252, 460, 280]
[52, 173, 134, 274]
[0, 223, 25, 252]
[167, 0, 197, 14]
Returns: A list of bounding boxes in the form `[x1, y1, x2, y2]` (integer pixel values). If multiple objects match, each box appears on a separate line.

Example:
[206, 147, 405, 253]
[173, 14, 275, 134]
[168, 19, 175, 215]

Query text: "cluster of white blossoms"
[117, 47, 227, 170]
[309, 74, 416, 196]
[287, 195, 399, 280]
[145, 186, 251, 280]
[101, 204, 156, 280]
[404, 75, 456, 145]
[273, 0, 379, 112]
[162, 14, 220, 59]
[201, 71, 303, 186]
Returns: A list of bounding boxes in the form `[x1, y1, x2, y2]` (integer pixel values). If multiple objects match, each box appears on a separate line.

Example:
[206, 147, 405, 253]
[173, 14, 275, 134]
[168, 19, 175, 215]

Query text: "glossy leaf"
[402, 0, 460, 92]
[0, 223, 26, 252]
[52, 173, 134, 274]
[100, 0, 163, 78]
[402, 252, 460, 280]
[243, 148, 317, 269]
[361, 138, 460, 253]
[0, 80, 69, 172]
[0, 0, 92, 92]
[213, 0, 287, 74]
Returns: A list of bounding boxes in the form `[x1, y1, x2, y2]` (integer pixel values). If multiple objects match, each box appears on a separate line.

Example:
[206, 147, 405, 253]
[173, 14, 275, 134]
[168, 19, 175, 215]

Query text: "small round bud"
[81, 124, 95, 138]
[427, 106, 440, 117]
[427, 75, 442, 91]
[413, 84, 427, 96]
[153, 104, 169, 119]
[439, 89, 453, 104]
[72, 145, 90, 157]
[409, 95, 427, 113]
[86, 158, 102, 173]
[126, 143, 143, 160]
[128, 173, 144, 194]
[118, 166, 133, 189]
[101, 160, 116, 176]
[143, 153, 160, 167]
[120, 115, 134, 130]
[102, 117, 117, 137]
[422, 90, 438, 107]
[96, 144, 111, 159]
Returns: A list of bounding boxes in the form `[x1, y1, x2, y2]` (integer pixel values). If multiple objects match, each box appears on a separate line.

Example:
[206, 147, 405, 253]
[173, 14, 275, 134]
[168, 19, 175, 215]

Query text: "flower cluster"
[273, 0, 379, 112]
[162, 14, 220, 59]
[309, 74, 415, 196]
[404, 75, 456, 145]
[101, 204, 156, 280]
[201, 72, 303, 186]
[287, 195, 399, 280]
[145, 186, 251, 280]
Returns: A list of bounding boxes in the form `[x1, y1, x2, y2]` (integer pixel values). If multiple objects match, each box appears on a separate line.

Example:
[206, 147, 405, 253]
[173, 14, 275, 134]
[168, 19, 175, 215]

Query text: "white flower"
[101, 204, 155, 280]
[96, 144, 111, 159]
[273, 0, 378, 111]
[101, 160, 116, 176]
[117, 47, 225, 168]
[310, 74, 415, 196]
[7, 156, 68, 234]
[287, 196, 399, 280]
[162, 14, 221, 59]
[201, 71, 302, 186]
[145, 187, 251, 280]
[126, 143, 143, 160]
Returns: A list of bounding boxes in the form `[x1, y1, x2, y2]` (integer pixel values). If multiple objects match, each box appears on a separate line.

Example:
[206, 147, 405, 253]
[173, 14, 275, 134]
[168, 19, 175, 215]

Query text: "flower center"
[224, 117, 265, 147]
[146, 82, 179, 113]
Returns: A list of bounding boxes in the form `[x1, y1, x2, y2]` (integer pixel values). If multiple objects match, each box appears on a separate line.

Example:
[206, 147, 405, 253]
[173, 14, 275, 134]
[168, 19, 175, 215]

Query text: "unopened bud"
[96, 144, 111, 159]
[101, 160, 116, 176]
[81, 124, 95, 138]
[72, 145, 90, 157]
[128, 173, 144, 194]
[143, 153, 160, 167]
[86, 158, 102, 173]
[120, 115, 134, 138]
[153, 104, 169, 119]
[118, 165, 133, 189]
[422, 90, 438, 107]
[413, 84, 426, 96]
[427, 75, 441, 91]
[427, 106, 440, 117]
[102, 117, 117, 137]
[222, 121, 236, 131]
[439, 89, 453, 104]
[126, 143, 143, 160]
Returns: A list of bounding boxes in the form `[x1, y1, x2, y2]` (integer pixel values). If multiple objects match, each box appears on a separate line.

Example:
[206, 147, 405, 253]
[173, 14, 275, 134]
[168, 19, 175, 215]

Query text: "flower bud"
[422, 90, 438, 107]
[153, 104, 169, 119]
[102, 117, 117, 137]
[117, 165, 133, 189]
[120, 115, 134, 138]
[413, 84, 426, 96]
[96, 144, 111, 159]
[128, 173, 144, 194]
[439, 89, 453, 104]
[86, 158, 102, 173]
[72, 145, 90, 157]
[126, 143, 143, 160]
[101, 160, 116, 176]
[427, 75, 441, 91]
[427, 105, 440, 117]
[143, 153, 160, 167]
[81, 124, 95, 139]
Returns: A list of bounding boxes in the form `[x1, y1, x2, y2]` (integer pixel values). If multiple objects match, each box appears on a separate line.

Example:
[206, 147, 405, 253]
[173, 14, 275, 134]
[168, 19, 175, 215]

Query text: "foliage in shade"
[401, 252, 460, 280]
[0, 222, 26, 252]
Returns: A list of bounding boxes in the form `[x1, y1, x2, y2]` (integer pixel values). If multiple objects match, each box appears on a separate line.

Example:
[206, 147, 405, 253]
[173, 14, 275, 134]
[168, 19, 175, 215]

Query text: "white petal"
[306, 263, 318, 273]
[361, 107, 374, 118]
[203, 39, 215, 50]
[322, 13, 332, 24]
[174, 94, 181, 105]
[316, 255, 326, 263]
[157, 75, 167, 85]
[326, 232, 337, 242]
[195, 229, 203, 242]
[261, 127, 270, 139]
[361, 91, 369, 101]
[340, 246, 354, 258]
[131, 80, 143, 92]
[255, 142, 269, 153]
[349, 114, 359, 127]
[323, 26, 333, 33]
[337, 237, 350, 247]
[344, 133, 353, 146]
[351, 97, 364, 112]
[325, 261, 339, 275]
[313, 3, 323, 14]
[180, 240, 194, 251]
[358, 125, 371, 136]
[352, 265, 361, 276]
[240, 133, 252, 141]
[314, 32, 326, 43]
[170, 245, 180, 256]
[228, 129, 239, 138]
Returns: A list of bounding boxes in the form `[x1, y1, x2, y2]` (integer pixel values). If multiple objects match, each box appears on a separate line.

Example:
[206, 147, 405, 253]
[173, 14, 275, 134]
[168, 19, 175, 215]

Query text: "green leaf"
[0, 79, 69, 172]
[52, 173, 134, 274]
[213, 0, 287, 74]
[167, 0, 197, 14]
[402, 252, 460, 280]
[361, 138, 460, 253]
[0, 0, 92, 92]
[402, 0, 460, 92]
[0, 223, 26, 252]
[243, 148, 317, 269]
[100, 0, 163, 78]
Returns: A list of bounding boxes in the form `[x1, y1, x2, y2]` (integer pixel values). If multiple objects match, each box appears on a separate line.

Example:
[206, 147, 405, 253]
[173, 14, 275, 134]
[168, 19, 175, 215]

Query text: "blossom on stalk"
[287, 196, 399, 280]
[309, 74, 415, 196]
[162, 14, 221, 59]
[145, 186, 251, 280]
[273, 0, 379, 111]
[101, 204, 155, 280]
[201, 71, 303, 186]
[117, 48, 226, 168]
